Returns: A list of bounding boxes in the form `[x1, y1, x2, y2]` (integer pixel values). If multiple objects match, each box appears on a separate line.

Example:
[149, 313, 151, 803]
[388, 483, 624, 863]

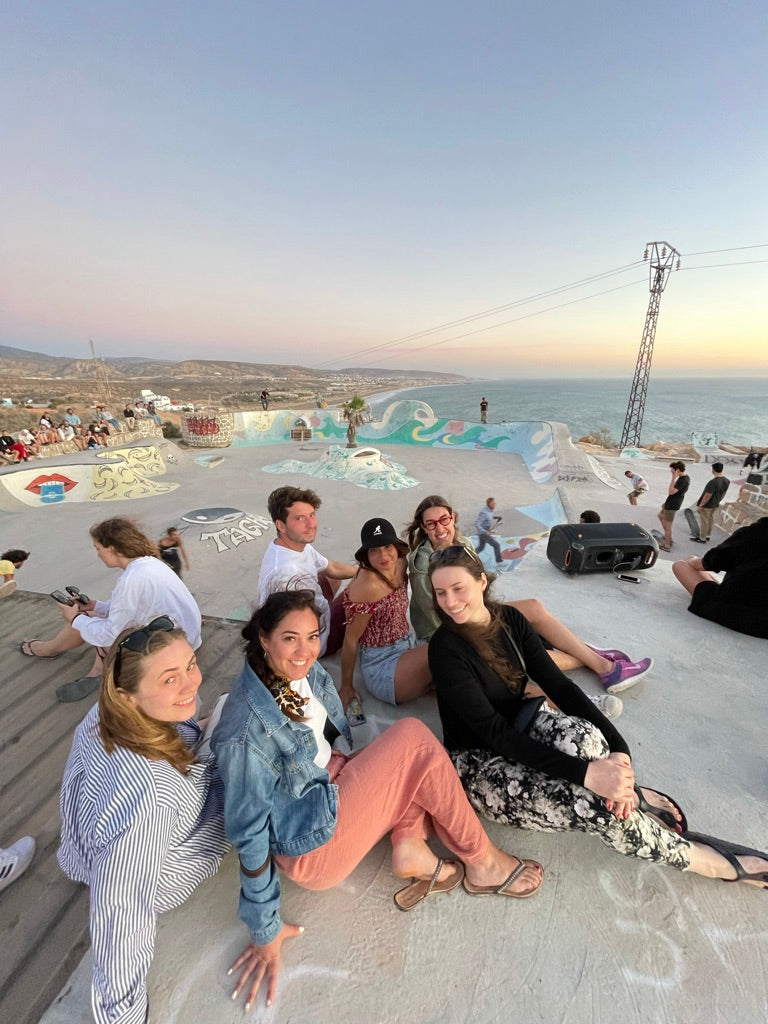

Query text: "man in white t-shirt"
[258, 486, 357, 655]
[624, 470, 649, 506]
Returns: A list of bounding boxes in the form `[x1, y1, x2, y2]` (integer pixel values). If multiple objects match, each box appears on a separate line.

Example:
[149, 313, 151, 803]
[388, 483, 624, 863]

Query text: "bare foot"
[635, 788, 684, 832]
[391, 837, 456, 885]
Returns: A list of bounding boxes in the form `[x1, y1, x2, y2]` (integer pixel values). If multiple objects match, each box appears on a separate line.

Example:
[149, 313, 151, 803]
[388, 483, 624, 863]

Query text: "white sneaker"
[0, 836, 36, 892]
[589, 693, 623, 720]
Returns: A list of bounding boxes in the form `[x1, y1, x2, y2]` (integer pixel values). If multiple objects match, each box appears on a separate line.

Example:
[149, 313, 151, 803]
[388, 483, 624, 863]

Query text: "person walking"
[479, 396, 488, 424]
[475, 497, 503, 565]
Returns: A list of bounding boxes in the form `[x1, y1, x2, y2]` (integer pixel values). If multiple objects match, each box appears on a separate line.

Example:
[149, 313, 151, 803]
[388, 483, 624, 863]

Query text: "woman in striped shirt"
[58, 618, 229, 1024]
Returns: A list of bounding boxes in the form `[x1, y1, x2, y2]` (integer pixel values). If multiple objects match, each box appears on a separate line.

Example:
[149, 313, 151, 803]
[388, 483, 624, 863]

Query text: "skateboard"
[684, 506, 701, 539]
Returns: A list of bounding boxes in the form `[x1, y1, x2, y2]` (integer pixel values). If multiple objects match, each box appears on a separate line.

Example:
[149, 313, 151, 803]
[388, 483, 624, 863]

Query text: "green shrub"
[161, 420, 181, 439]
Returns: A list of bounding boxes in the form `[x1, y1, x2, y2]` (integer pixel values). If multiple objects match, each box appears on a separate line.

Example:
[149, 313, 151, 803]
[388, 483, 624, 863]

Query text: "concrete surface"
[1, 419, 765, 1024]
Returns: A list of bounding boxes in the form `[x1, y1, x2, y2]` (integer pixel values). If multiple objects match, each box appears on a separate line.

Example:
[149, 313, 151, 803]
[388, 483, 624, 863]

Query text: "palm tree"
[341, 395, 367, 448]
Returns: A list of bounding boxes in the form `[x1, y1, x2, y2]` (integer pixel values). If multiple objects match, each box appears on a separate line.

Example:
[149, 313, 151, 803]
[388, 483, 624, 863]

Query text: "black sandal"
[634, 786, 688, 835]
[686, 831, 768, 887]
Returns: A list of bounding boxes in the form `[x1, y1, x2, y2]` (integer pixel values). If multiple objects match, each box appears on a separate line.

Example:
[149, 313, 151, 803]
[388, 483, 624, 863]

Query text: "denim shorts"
[358, 635, 415, 705]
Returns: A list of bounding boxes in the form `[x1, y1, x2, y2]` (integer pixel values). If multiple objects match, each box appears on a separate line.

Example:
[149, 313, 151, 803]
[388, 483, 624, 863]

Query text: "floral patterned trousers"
[451, 710, 691, 869]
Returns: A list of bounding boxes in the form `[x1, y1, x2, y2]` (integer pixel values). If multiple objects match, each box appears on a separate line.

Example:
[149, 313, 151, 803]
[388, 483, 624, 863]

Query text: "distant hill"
[0, 345, 467, 408]
[0, 345, 465, 382]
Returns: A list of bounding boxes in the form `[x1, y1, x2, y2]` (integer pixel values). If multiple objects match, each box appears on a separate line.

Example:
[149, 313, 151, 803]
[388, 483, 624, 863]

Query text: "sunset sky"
[1, 2, 766, 377]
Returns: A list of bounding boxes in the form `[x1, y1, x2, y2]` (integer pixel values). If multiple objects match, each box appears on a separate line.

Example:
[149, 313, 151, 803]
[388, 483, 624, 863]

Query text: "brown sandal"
[463, 857, 544, 899]
[393, 859, 464, 911]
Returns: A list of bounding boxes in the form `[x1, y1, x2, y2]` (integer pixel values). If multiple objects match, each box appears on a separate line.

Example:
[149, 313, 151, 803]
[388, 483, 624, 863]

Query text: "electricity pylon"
[619, 241, 680, 449]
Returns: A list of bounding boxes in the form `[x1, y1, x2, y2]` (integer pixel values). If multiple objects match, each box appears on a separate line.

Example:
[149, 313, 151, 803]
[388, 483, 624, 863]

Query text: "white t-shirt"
[292, 676, 331, 768]
[257, 541, 330, 652]
[629, 473, 648, 491]
[74, 556, 202, 650]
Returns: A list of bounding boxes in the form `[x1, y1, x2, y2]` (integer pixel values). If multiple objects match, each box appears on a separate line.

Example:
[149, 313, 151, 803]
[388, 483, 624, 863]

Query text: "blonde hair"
[99, 625, 195, 774]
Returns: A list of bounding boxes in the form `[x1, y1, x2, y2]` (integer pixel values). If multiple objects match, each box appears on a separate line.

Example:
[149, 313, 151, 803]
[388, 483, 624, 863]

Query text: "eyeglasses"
[422, 514, 453, 532]
[429, 544, 482, 566]
[115, 616, 175, 673]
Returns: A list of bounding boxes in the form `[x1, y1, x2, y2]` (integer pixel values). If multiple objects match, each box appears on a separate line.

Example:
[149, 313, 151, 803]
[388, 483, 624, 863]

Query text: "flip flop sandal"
[393, 859, 464, 911]
[462, 857, 543, 899]
[56, 677, 100, 703]
[20, 639, 52, 658]
[685, 831, 768, 888]
[634, 786, 688, 835]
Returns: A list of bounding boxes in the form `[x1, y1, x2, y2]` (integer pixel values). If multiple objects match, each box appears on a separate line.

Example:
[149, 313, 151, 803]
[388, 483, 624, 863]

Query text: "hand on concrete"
[228, 923, 303, 1011]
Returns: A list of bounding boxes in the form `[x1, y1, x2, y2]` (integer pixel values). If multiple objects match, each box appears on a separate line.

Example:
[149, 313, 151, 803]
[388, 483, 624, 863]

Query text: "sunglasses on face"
[115, 616, 175, 673]
[422, 514, 453, 532]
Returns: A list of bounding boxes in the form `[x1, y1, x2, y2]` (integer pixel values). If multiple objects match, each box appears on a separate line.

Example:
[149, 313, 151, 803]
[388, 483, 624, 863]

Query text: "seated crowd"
[0, 402, 163, 466]
[7, 491, 767, 1022]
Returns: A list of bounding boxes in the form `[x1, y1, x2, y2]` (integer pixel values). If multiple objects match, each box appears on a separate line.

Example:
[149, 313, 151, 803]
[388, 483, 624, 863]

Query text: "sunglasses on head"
[428, 545, 483, 567]
[115, 616, 175, 673]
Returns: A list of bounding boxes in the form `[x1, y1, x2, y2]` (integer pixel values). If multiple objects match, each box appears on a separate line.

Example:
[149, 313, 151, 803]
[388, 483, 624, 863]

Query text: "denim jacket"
[211, 659, 352, 945]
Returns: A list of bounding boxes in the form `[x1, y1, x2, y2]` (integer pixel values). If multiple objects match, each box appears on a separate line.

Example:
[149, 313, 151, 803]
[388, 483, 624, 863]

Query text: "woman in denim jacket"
[213, 590, 544, 1012]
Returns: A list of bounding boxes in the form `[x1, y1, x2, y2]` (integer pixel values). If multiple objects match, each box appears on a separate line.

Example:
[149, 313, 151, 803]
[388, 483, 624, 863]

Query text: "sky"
[1, 2, 766, 377]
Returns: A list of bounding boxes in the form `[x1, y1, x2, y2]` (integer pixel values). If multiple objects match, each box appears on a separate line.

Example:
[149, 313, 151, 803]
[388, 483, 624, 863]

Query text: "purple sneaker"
[598, 657, 653, 693]
[586, 643, 630, 663]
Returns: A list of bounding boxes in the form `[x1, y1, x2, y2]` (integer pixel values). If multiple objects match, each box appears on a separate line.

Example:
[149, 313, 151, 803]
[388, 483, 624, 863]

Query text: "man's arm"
[319, 560, 357, 580]
[698, 483, 714, 508]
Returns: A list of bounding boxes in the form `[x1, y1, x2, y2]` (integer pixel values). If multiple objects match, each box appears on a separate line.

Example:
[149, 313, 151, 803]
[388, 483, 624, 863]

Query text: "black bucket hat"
[355, 518, 408, 562]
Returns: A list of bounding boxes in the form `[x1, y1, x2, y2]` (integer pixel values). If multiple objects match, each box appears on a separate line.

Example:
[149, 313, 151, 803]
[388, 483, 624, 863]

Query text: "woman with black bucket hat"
[340, 518, 432, 712]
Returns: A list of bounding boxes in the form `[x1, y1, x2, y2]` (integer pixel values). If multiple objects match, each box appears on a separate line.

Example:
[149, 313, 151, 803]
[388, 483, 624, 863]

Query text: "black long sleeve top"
[428, 605, 631, 786]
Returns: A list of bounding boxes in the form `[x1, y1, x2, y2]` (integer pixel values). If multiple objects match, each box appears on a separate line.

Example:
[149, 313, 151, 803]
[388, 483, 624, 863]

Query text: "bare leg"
[393, 644, 432, 703]
[391, 836, 542, 894]
[508, 598, 612, 675]
[672, 559, 717, 596]
[656, 510, 673, 548]
[687, 842, 768, 888]
[629, 495, 637, 506]
[23, 624, 85, 658]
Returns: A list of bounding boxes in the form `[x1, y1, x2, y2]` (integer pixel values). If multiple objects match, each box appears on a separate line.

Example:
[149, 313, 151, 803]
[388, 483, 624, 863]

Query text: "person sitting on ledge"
[20, 517, 202, 702]
[405, 495, 652, 699]
[212, 590, 543, 1013]
[426, 544, 768, 898]
[58, 618, 229, 1024]
[672, 516, 768, 639]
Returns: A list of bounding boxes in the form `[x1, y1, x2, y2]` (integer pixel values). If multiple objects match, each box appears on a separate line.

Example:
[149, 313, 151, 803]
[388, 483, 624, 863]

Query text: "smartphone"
[65, 586, 90, 605]
[51, 590, 75, 605]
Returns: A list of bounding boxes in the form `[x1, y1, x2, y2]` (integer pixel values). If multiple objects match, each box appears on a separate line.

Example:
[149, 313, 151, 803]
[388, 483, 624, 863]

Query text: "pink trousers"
[274, 718, 490, 889]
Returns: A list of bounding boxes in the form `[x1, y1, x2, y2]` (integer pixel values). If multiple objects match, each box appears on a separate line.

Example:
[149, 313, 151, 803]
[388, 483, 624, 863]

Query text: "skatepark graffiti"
[180, 508, 273, 553]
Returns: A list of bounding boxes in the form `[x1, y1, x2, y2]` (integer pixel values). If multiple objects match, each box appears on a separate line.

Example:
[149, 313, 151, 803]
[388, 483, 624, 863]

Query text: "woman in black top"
[426, 545, 768, 890]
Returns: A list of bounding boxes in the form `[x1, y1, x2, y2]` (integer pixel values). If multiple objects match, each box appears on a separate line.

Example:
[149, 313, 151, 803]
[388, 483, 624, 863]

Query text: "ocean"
[370, 377, 767, 447]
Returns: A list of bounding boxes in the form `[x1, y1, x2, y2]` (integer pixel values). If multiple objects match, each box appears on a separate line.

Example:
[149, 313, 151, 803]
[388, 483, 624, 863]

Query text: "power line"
[323, 245, 767, 368]
[682, 244, 768, 257]
[371, 278, 648, 361]
[320, 259, 645, 367]
[679, 258, 768, 271]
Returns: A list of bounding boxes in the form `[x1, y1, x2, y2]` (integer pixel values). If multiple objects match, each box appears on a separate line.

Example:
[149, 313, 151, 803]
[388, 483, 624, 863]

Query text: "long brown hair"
[242, 590, 322, 721]
[99, 625, 195, 774]
[403, 495, 457, 551]
[428, 546, 525, 693]
[90, 517, 159, 558]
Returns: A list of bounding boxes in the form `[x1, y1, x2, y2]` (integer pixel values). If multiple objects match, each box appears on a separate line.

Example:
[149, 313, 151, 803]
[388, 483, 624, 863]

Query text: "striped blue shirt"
[58, 706, 229, 1024]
